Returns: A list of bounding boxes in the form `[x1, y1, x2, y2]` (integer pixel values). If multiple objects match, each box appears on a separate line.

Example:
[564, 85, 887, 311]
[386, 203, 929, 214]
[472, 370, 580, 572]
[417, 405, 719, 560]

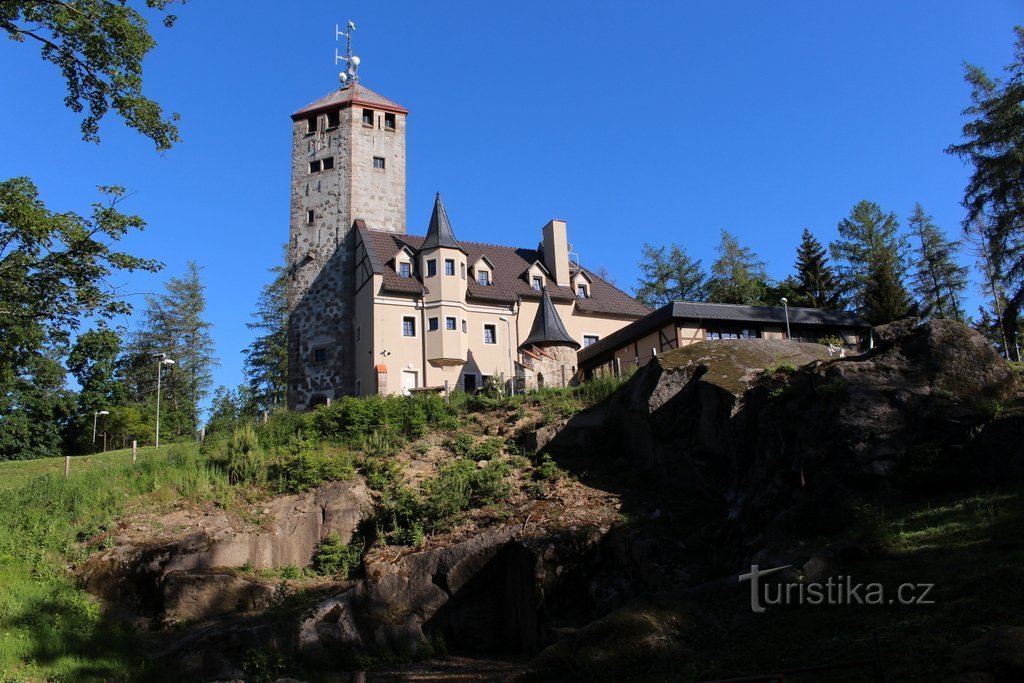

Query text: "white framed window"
[399, 262, 411, 278]
[427, 259, 437, 277]
[478, 270, 490, 286]
[428, 317, 439, 331]
[402, 317, 416, 337]
[577, 284, 588, 298]
[446, 317, 456, 330]
[460, 262, 466, 279]
[462, 319, 467, 333]
[583, 335, 599, 348]
[483, 324, 497, 344]
[444, 258, 455, 276]
[532, 276, 542, 291]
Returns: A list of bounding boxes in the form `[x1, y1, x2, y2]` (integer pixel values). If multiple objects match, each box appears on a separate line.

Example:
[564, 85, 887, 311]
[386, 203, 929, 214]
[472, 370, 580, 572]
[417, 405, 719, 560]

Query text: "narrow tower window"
[322, 157, 334, 170]
[308, 160, 321, 173]
[326, 110, 340, 128]
[384, 113, 396, 131]
[362, 108, 374, 126]
[305, 116, 318, 133]
[306, 209, 314, 224]
[373, 156, 386, 169]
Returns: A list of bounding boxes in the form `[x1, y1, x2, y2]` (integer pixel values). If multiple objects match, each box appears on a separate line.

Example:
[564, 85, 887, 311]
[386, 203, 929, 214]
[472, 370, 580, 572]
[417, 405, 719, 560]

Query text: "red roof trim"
[291, 98, 409, 120]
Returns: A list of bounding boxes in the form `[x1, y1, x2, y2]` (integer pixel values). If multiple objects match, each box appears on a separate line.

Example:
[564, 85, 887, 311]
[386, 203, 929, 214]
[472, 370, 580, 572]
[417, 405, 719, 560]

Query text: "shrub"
[535, 453, 564, 481]
[470, 437, 505, 461]
[444, 432, 475, 457]
[221, 424, 267, 486]
[268, 439, 356, 495]
[422, 458, 511, 529]
[311, 531, 363, 578]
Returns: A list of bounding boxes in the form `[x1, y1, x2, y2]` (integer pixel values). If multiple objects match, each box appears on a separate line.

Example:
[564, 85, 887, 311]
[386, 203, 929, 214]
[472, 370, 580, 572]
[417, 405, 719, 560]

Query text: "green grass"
[0, 444, 164, 492]
[689, 487, 1024, 682]
[0, 443, 231, 681]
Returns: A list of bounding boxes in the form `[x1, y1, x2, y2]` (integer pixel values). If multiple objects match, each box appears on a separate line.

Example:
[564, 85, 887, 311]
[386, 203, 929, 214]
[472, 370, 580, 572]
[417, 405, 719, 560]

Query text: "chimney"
[542, 219, 570, 287]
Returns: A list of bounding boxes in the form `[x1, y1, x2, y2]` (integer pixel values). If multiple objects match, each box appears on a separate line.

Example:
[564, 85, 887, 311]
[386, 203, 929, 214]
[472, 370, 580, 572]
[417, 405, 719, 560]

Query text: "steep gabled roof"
[358, 227, 650, 318]
[291, 83, 408, 119]
[521, 288, 580, 349]
[420, 193, 466, 253]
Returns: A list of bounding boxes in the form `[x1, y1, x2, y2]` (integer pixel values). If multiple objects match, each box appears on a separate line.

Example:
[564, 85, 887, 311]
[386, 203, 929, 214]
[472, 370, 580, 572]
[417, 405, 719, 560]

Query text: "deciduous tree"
[0, 0, 184, 150]
[706, 230, 768, 305]
[633, 242, 707, 309]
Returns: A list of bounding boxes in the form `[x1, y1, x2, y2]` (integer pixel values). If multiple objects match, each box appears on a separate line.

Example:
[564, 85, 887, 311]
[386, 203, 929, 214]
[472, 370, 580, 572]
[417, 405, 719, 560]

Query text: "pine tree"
[129, 261, 216, 439]
[706, 230, 768, 305]
[633, 242, 707, 308]
[908, 204, 968, 321]
[831, 200, 912, 324]
[946, 27, 1024, 359]
[793, 229, 840, 309]
[243, 255, 289, 414]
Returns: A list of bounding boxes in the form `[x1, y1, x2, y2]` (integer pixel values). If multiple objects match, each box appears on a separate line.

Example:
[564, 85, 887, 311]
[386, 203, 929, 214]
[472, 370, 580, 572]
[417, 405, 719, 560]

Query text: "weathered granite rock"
[163, 571, 275, 622]
[79, 479, 372, 616]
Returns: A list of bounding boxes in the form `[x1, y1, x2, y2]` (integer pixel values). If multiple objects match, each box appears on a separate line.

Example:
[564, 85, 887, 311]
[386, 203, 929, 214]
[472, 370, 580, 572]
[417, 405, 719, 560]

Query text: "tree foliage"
[706, 229, 769, 305]
[831, 200, 911, 324]
[633, 242, 707, 309]
[793, 229, 841, 309]
[947, 26, 1024, 359]
[0, 0, 184, 150]
[243, 254, 288, 414]
[908, 203, 968, 321]
[127, 261, 216, 439]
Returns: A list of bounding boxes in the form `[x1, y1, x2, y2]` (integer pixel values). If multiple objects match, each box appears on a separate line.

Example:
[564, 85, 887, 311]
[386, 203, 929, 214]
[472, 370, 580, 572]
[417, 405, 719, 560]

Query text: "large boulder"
[78, 479, 372, 618]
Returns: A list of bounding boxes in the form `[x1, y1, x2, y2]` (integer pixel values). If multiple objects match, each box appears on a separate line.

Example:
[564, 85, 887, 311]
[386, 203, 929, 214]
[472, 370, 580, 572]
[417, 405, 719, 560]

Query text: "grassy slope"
[0, 446, 163, 492]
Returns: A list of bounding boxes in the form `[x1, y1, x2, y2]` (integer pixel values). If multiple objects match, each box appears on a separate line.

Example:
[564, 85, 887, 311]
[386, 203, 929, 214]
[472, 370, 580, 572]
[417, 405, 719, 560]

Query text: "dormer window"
[532, 276, 542, 291]
[399, 262, 411, 278]
[478, 270, 490, 286]
[577, 284, 588, 298]
[362, 108, 374, 126]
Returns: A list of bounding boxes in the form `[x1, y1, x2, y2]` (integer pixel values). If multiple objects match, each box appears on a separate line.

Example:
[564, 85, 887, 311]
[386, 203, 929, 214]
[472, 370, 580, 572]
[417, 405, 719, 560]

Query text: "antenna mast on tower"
[335, 20, 360, 87]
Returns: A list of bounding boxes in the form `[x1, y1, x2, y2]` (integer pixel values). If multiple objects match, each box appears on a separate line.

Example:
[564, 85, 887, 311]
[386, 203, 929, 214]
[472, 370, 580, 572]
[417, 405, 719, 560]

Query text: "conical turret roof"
[521, 288, 580, 349]
[421, 192, 466, 253]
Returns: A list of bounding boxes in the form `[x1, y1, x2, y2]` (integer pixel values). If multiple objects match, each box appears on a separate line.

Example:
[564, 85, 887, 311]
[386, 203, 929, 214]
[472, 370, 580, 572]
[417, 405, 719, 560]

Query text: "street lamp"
[154, 355, 175, 448]
[92, 410, 110, 452]
[498, 316, 514, 396]
[780, 297, 792, 340]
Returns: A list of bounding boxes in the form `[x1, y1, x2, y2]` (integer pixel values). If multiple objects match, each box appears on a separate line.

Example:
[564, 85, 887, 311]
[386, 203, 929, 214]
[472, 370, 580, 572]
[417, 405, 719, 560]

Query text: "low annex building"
[577, 301, 871, 377]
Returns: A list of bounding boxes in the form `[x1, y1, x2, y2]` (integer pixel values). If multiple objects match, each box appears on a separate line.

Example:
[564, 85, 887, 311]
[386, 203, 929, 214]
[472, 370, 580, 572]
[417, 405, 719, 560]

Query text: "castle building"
[286, 76, 648, 408]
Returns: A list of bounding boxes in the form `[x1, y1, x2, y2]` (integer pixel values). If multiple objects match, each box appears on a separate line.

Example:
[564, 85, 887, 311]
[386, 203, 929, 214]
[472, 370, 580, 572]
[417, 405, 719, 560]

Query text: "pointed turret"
[521, 288, 580, 349]
[421, 192, 466, 253]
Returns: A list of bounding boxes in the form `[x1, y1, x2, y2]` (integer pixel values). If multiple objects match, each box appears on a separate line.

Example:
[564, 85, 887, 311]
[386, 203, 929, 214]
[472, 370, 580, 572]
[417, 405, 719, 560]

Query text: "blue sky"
[0, 1, 1020, 411]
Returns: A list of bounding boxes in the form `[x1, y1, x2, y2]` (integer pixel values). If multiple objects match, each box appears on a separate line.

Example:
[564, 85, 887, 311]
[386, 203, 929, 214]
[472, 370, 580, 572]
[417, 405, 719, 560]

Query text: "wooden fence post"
[132, 440, 138, 465]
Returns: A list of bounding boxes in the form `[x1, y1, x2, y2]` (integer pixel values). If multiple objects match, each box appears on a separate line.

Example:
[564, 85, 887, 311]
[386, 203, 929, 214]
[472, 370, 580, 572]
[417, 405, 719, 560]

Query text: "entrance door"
[464, 374, 477, 394]
[401, 370, 418, 396]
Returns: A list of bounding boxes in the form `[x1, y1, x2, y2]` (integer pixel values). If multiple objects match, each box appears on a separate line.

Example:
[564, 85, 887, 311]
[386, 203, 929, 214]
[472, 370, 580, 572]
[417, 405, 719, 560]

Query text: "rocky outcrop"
[78, 479, 372, 620]
[556, 321, 1018, 543]
[297, 522, 615, 658]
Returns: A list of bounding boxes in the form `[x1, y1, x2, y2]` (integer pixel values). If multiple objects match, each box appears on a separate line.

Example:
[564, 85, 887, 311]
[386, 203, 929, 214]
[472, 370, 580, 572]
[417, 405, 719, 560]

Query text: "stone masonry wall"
[287, 99, 407, 410]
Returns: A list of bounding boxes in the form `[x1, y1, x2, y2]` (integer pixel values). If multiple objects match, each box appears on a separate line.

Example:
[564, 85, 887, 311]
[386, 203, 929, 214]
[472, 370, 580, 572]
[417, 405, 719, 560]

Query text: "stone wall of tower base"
[516, 345, 580, 392]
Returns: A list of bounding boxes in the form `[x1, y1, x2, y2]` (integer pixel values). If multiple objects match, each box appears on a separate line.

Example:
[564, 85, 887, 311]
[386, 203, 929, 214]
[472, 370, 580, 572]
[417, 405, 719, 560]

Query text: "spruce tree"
[831, 200, 912, 324]
[793, 229, 840, 309]
[908, 204, 968, 321]
[129, 261, 216, 439]
[946, 27, 1024, 359]
[706, 230, 768, 305]
[243, 255, 289, 414]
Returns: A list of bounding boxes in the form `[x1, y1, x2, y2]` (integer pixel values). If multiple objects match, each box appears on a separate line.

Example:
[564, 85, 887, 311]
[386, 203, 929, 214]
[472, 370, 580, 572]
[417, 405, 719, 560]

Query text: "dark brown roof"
[357, 226, 649, 318]
[291, 83, 407, 119]
[522, 289, 580, 349]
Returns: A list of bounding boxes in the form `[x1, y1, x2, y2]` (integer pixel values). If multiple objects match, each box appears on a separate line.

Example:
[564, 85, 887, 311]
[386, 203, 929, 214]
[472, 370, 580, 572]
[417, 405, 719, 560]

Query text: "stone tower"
[287, 83, 408, 409]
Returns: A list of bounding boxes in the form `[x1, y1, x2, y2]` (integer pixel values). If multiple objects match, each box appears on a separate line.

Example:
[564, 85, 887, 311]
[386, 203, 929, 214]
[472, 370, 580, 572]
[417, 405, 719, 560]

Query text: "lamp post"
[92, 410, 109, 452]
[498, 316, 514, 396]
[780, 297, 792, 340]
[154, 355, 175, 448]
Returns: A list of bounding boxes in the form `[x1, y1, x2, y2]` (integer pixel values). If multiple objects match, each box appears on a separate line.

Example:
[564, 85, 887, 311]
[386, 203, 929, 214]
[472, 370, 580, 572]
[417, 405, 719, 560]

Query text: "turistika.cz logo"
[738, 564, 935, 613]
